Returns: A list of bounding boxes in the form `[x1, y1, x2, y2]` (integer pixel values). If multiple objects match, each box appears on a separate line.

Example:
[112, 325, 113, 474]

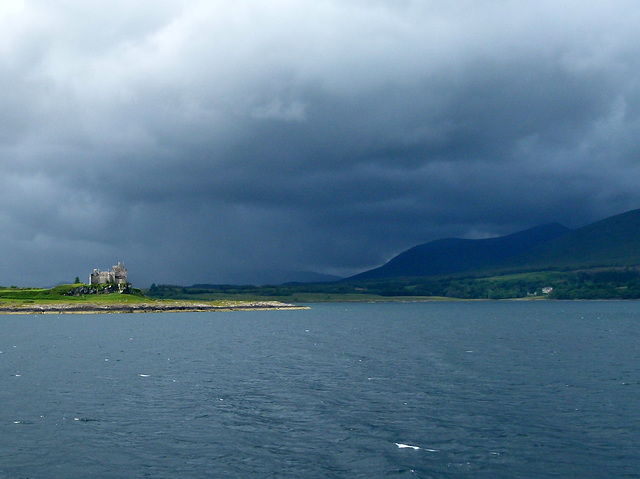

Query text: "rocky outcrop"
[65, 283, 133, 296]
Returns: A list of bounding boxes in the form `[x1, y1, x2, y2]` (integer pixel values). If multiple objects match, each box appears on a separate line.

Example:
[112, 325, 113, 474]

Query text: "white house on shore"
[90, 262, 127, 285]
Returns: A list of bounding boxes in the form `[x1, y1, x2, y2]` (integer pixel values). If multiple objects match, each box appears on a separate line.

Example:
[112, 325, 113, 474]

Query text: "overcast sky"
[2, 0, 640, 286]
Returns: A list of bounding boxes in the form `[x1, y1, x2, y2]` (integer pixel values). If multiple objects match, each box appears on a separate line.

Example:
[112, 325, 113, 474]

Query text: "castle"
[90, 262, 128, 285]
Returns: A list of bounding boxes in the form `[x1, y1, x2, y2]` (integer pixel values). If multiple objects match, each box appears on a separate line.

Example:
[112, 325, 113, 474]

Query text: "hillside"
[348, 223, 571, 280]
[348, 208, 640, 280]
[513, 208, 640, 270]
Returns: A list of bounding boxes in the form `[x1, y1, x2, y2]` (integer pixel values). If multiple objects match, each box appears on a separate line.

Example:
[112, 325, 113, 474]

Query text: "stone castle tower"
[90, 262, 128, 285]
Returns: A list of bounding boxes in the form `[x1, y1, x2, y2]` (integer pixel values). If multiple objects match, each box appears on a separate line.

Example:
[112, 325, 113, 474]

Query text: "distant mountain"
[349, 208, 640, 281]
[348, 223, 571, 281]
[514, 208, 640, 270]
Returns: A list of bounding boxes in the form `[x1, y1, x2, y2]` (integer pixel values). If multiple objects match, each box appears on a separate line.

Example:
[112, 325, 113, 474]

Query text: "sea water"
[1, 301, 639, 478]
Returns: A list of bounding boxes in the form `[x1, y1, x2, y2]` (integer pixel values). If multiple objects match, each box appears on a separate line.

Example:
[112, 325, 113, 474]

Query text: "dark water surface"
[1, 301, 639, 478]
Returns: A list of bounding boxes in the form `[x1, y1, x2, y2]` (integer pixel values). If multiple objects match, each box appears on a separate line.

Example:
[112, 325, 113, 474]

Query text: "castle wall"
[90, 263, 128, 285]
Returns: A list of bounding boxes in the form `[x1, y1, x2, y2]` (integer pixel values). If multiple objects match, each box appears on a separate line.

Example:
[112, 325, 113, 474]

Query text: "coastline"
[0, 300, 308, 315]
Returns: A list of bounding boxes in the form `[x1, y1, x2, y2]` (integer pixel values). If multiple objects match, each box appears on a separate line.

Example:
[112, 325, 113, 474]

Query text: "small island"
[0, 263, 305, 314]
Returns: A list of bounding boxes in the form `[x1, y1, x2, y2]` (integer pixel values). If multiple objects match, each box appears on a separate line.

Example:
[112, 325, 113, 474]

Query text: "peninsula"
[0, 300, 305, 315]
[0, 282, 305, 315]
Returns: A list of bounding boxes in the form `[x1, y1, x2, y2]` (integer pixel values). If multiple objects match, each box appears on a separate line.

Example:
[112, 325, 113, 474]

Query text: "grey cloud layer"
[2, 0, 640, 285]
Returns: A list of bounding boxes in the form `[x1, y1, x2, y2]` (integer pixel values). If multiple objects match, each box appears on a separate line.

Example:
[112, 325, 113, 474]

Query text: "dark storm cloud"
[2, 0, 640, 286]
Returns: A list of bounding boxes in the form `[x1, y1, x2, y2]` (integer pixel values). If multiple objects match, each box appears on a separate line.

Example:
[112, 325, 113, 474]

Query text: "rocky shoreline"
[0, 301, 308, 314]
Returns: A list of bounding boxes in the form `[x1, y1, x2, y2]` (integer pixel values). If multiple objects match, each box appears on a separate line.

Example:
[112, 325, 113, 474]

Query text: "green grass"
[0, 284, 148, 307]
[0, 284, 303, 310]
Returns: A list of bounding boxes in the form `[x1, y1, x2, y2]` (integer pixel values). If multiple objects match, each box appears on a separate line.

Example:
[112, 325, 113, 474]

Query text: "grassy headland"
[0, 284, 303, 314]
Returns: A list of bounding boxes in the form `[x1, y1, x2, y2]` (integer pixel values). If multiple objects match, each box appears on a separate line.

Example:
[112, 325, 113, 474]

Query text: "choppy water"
[1, 301, 639, 478]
